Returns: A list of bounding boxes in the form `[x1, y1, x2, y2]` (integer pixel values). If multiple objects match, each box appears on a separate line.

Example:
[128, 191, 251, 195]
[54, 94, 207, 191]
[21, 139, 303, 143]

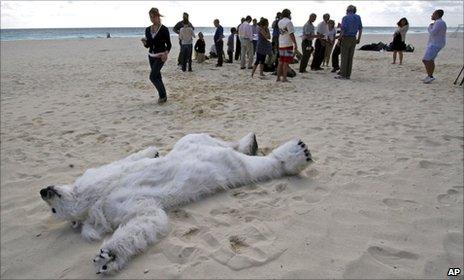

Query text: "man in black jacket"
[173, 13, 194, 66]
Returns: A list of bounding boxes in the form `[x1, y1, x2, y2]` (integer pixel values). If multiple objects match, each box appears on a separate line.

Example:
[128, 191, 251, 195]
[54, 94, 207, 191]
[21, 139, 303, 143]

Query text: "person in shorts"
[422, 9, 447, 84]
[276, 9, 298, 82]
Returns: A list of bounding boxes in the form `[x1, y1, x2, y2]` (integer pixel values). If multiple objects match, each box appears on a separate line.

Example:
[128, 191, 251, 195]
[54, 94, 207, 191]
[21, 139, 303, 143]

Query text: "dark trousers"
[332, 44, 341, 69]
[177, 39, 182, 65]
[340, 36, 357, 78]
[148, 56, 166, 100]
[181, 44, 193, 71]
[252, 40, 257, 54]
[227, 50, 233, 62]
[215, 40, 224, 66]
[299, 39, 312, 72]
[311, 39, 326, 69]
[235, 37, 241, 60]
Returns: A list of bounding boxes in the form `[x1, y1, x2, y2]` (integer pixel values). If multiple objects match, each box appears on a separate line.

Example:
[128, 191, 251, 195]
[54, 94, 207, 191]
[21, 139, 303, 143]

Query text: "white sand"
[1, 33, 463, 279]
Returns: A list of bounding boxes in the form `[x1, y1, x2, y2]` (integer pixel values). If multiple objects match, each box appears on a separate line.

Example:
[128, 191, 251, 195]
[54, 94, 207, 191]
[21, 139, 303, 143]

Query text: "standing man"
[235, 18, 245, 61]
[311, 13, 330, 71]
[422, 9, 447, 84]
[335, 5, 362, 80]
[239, 15, 254, 69]
[299, 13, 321, 73]
[173, 12, 194, 66]
[271, 12, 282, 51]
[276, 9, 298, 82]
[214, 19, 224, 67]
[252, 18, 259, 54]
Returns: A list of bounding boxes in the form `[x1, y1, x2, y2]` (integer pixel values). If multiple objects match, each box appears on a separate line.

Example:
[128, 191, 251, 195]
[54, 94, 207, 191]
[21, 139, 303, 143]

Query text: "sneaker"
[423, 76, 435, 84]
[334, 75, 347, 80]
[421, 76, 430, 81]
[331, 68, 339, 73]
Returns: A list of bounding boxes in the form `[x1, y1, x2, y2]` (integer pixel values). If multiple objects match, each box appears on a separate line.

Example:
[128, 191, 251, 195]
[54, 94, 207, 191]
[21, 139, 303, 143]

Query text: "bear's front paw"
[93, 248, 119, 274]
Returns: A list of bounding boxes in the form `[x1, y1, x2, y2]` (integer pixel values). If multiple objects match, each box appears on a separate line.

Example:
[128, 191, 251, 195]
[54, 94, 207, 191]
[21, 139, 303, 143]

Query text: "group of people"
[141, 6, 448, 104]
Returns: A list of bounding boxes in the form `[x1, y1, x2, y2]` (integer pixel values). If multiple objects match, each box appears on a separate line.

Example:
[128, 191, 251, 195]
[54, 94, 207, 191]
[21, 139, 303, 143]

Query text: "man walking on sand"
[276, 9, 298, 82]
[422, 9, 447, 84]
[335, 5, 362, 80]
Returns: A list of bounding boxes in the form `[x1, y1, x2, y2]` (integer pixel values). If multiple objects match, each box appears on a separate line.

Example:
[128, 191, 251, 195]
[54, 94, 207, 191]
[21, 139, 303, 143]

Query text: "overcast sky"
[1, 1, 463, 28]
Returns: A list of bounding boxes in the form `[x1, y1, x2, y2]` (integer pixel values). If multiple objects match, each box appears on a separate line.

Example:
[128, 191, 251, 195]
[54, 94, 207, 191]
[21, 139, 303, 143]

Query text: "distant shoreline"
[3, 26, 459, 42]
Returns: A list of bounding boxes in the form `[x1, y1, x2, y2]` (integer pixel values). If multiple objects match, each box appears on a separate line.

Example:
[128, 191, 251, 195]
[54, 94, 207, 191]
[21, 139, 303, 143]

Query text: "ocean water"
[1, 26, 453, 42]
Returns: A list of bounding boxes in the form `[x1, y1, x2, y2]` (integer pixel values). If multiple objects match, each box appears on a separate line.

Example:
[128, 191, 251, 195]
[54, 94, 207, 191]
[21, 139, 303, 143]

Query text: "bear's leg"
[231, 139, 312, 183]
[121, 146, 160, 162]
[213, 132, 258, 155]
[234, 132, 258, 156]
[92, 199, 168, 274]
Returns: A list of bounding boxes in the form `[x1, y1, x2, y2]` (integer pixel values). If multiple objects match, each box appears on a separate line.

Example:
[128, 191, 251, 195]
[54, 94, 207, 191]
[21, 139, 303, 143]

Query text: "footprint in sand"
[169, 208, 191, 220]
[382, 198, 418, 210]
[209, 224, 287, 271]
[367, 245, 419, 263]
[424, 231, 463, 277]
[273, 183, 288, 193]
[343, 245, 419, 278]
[437, 188, 462, 205]
[418, 160, 451, 169]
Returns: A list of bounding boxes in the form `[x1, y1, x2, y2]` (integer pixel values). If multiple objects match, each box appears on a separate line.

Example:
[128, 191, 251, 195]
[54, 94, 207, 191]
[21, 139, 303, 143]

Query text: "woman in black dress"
[392, 18, 409, 65]
[142, 8, 172, 104]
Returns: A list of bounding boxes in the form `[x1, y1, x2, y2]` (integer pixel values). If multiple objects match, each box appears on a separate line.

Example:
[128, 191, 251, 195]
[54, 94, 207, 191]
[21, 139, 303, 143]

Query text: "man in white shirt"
[239, 15, 254, 69]
[277, 9, 298, 82]
[311, 13, 330, 70]
[422, 9, 447, 84]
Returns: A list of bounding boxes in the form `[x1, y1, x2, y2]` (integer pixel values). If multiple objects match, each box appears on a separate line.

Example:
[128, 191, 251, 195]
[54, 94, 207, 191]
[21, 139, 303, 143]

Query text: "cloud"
[1, 1, 463, 29]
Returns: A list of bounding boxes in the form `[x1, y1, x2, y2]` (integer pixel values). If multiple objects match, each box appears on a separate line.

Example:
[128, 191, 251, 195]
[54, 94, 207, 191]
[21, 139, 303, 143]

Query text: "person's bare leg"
[251, 64, 257, 78]
[392, 51, 397, 64]
[282, 62, 289, 82]
[259, 64, 264, 76]
[423, 60, 435, 76]
[399, 51, 403, 65]
[276, 62, 283, 82]
[429, 60, 435, 76]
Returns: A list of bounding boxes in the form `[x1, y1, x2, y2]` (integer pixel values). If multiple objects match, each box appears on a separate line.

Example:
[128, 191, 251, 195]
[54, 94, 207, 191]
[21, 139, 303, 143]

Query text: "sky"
[1, 1, 463, 29]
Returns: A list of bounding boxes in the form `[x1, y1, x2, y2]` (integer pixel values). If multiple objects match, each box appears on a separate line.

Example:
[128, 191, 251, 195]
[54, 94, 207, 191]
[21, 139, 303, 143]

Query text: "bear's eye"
[52, 208, 56, 213]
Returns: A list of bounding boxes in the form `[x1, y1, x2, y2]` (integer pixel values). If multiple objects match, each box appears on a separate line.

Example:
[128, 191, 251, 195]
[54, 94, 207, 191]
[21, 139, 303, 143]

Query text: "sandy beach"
[1, 33, 463, 279]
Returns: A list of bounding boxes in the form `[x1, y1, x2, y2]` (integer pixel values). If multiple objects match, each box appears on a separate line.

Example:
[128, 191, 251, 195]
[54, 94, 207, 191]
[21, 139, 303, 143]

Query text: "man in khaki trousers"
[239, 16, 254, 69]
[336, 5, 362, 80]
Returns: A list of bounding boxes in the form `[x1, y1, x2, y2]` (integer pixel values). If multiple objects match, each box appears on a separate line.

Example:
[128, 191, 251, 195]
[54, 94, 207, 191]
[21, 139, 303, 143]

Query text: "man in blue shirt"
[336, 5, 362, 80]
[214, 19, 224, 67]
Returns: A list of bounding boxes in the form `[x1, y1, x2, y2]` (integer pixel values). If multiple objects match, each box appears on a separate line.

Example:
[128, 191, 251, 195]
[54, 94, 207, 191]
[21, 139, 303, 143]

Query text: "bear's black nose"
[40, 186, 55, 199]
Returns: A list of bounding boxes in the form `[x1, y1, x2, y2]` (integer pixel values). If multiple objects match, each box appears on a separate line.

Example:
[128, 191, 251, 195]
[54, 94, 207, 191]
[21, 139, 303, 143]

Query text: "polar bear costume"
[40, 133, 312, 274]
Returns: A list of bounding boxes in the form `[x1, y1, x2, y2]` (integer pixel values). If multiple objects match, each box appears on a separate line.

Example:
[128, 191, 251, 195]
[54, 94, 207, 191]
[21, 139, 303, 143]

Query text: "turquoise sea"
[1, 26, 456, 41]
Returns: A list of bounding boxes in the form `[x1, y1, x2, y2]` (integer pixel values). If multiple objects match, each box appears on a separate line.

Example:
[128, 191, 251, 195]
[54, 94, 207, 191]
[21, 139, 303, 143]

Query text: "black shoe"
[299, 70, 308, 73]
[158, 97, 167, 104]
[331, 68, 338, 73]
[247, 66, 253, 69]
[188, 68, 192, 72]
[315, 67, 324, 71]
[216, 64, 222, 67]
[240, 67, 246, 69]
